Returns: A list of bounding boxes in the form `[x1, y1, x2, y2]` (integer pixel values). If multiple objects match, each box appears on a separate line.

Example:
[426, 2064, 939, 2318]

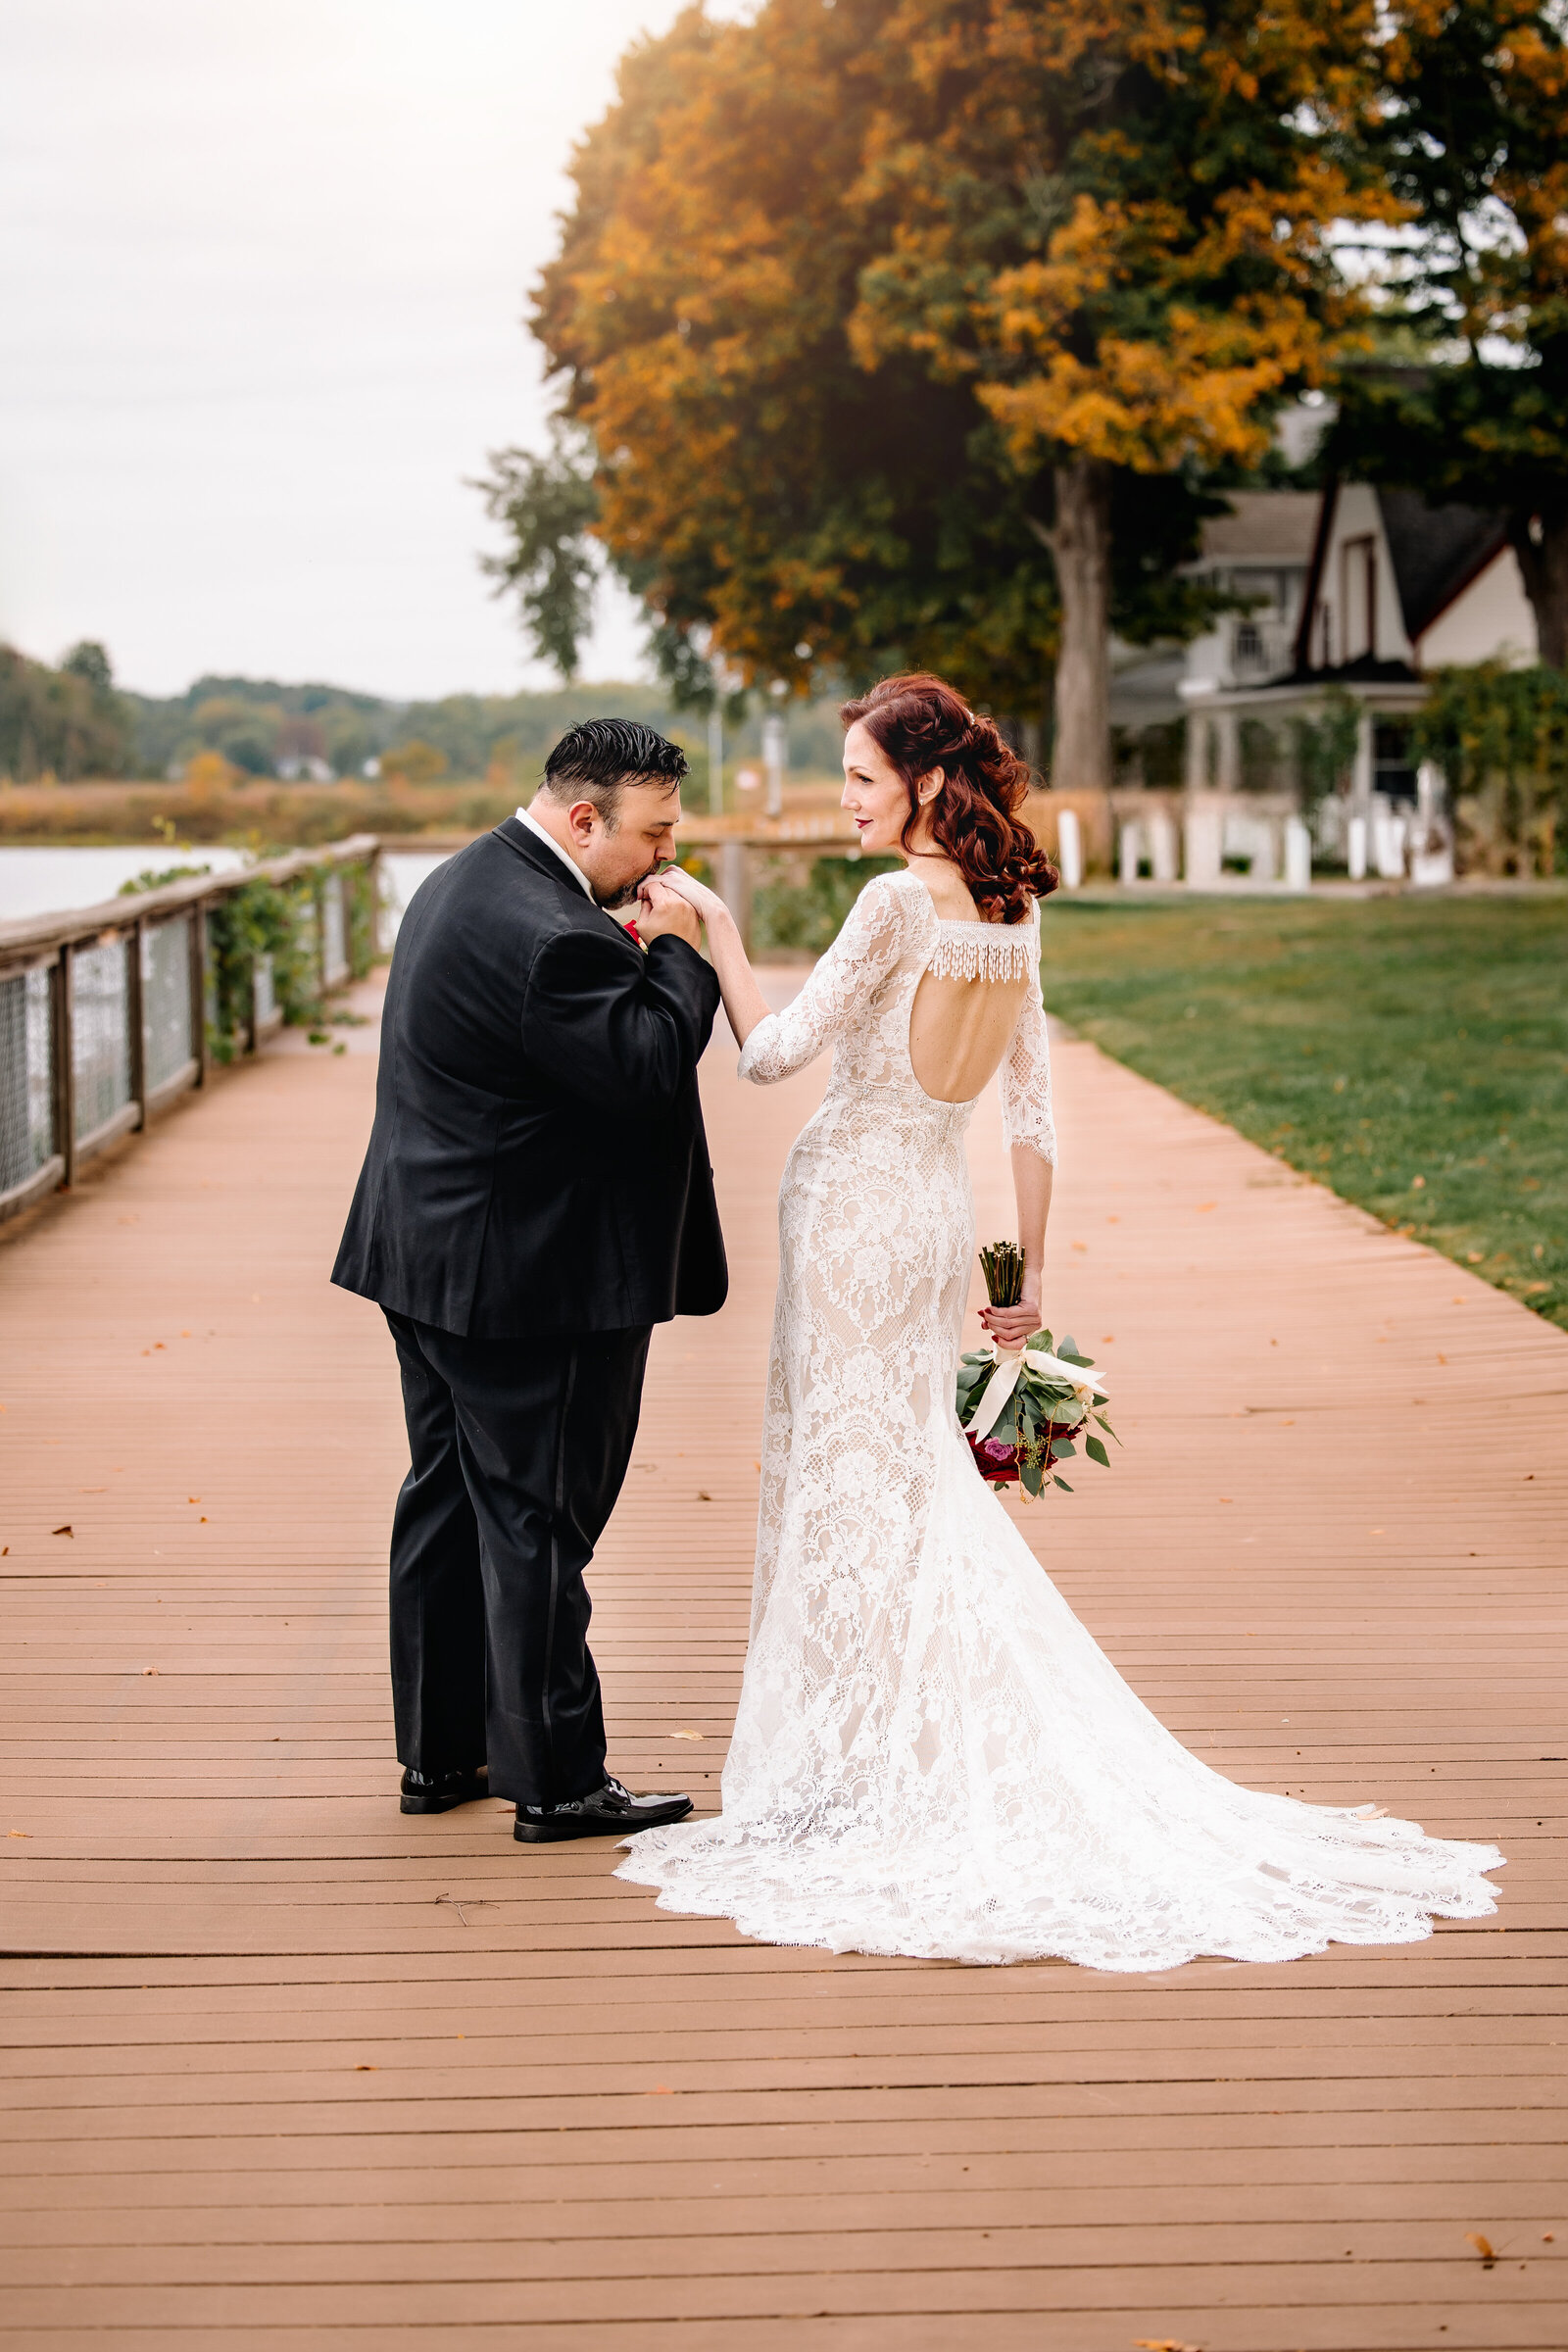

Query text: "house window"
[1373, 719, 1416, 802]
[1341, 535, 1377, 660]
[1234, 619, 1263, 666]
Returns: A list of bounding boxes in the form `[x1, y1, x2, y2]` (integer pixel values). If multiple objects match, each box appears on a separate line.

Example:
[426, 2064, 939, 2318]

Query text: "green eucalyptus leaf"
[1085, 1434, 1109, 1469]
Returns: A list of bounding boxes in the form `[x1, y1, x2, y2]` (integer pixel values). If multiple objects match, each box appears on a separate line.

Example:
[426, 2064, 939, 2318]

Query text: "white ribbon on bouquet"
[966, 1342, 1109, 1443]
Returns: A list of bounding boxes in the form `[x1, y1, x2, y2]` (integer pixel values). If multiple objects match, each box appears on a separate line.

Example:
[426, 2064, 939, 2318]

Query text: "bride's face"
[843, 720, 935, 856]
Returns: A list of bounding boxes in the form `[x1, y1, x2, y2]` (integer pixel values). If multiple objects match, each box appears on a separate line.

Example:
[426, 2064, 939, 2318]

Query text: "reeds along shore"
[0, 775, 521, 847]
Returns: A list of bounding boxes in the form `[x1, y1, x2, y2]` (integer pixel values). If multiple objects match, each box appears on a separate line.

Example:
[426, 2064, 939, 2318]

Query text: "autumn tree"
[846, 0, 1394, 785]
[517, 0, 1228, 735]
[1329, 3, 1568, 666]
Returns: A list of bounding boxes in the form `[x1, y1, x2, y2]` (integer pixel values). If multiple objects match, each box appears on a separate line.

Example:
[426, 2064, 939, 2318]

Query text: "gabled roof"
[1294, 481, 1514, 671]
[1377, 490, 1510, 640]
[1199, 491, 1320, 564]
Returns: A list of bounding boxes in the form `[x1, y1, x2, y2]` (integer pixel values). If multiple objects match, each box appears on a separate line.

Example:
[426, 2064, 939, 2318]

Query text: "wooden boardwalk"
[1, 971, 1562, 2350]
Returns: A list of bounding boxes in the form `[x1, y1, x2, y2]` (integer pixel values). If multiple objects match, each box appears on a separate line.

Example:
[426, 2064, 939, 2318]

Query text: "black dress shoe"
[400, 1765, 488, 1815]
[514, 1776, 693, 1843]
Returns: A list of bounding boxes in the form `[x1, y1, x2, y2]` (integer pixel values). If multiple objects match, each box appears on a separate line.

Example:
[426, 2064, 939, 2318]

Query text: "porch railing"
[0, 834, 381, 1223]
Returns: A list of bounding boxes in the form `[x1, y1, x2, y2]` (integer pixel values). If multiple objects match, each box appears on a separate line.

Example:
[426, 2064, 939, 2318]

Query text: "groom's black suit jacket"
[332, 818, 727, 1337]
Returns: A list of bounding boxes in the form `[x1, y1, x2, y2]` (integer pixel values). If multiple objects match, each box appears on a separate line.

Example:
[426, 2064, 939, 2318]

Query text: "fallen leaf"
[51, 1525, 73, 1538]
[671, 1729, 706, 1741]
[187, 1496, 201, 1504]
[8, 1831, 29, 1839]
[1196, 1201, 1217, 1212]
[1467, 2232, 1496, 2268]
[1133, 2339, 1203, 2351]
[199, 1517, 208, 1524]
[142, 1668, 158, 1677]
[696, 1491, 711, 1502]
[1, 1546, 8, 1556]
[354, 2064, 377, 2073]
[645, 2084, 674, 2095]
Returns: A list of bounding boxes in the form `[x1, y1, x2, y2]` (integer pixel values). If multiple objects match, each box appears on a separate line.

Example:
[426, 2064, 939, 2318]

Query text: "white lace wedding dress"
[616, 870, 1503, 1969]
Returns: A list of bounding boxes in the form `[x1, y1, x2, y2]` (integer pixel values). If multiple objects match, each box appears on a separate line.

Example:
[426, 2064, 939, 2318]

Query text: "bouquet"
[955, 1242, 1117, 1497]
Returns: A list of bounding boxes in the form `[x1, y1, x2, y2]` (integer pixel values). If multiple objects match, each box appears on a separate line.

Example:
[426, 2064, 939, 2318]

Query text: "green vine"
[343, 861, 380, 978]
[205, 877, 323, 1062]
[1412, 662, 1568, 873]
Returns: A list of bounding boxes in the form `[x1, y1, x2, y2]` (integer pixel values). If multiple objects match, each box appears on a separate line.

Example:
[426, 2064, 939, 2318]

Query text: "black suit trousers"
[384, 1312, 652, 1808]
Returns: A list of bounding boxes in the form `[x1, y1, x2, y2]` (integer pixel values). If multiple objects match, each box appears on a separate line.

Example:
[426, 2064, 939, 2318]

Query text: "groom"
[333, 718, 726, 1841]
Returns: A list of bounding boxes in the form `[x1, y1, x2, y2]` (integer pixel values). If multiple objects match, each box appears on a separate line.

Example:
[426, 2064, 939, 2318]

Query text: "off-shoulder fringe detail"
[925, 922, 1038, 983]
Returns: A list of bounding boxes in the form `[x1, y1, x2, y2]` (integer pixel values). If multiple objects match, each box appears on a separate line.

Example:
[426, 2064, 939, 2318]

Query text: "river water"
[0, 846, 449, 932]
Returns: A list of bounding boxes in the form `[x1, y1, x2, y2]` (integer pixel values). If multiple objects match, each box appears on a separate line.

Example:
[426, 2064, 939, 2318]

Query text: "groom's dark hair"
[539, 718, 688, 824]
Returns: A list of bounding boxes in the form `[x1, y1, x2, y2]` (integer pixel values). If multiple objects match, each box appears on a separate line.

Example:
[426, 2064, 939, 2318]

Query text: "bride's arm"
[649, 866, 906, 1083]
[641, 872, 768, 1046]
[985, 917, 1056, 1346]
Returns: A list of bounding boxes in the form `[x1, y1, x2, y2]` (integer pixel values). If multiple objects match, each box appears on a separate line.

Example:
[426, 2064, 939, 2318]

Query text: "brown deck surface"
[1, 970, 1563, 2350]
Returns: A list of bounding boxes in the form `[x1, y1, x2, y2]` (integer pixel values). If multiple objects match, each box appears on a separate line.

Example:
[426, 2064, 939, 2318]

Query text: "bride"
[623, 671, 1501, 1971]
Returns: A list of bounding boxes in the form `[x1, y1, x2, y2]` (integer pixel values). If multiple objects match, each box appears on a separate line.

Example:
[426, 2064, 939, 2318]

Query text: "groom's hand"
[636, 874, 702, 951]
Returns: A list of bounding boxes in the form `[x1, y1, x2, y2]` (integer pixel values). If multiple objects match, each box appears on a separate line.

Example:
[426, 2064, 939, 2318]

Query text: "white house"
[1175, 481, 1537, 808]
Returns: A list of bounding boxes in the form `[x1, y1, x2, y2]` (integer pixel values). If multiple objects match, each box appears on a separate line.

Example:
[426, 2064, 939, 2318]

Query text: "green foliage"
[204, 878, 323, 1063]
[344, 863, 379, 978]
[1412, 663, 1568, 797]
[476, 424, 603, 682]
[0, 640, 135, 780]
[955, 1325, 1115, 1499]
[118, 864, 212, 895]
[1328, 4, 1568, 660]
[1410, 663, 1568, 872]
[1039, 895, 1568, 1330]
[526, 0, 1239, 722]
[752, 855, 902, 956]
[1291, 687, 1361, 827]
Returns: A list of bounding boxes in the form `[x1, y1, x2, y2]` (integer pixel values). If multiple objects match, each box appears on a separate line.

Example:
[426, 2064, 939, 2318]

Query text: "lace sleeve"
[738, 874, 907, 1085]
[1000, 907, 1055, 1165]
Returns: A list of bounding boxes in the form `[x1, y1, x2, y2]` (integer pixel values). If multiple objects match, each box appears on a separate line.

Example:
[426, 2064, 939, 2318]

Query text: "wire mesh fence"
[141, 915, 193, 1094]
[71, 940, 133, 1144]
[0, 965, 54, 1198]
[0, 837, 380, 1218]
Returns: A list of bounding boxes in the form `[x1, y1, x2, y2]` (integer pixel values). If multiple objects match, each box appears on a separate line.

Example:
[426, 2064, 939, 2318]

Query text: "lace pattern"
[617, 871, 1502, 1968]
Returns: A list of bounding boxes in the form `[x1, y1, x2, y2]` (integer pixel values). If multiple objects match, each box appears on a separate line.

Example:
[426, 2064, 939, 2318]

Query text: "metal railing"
[0, 835, 380, 1223]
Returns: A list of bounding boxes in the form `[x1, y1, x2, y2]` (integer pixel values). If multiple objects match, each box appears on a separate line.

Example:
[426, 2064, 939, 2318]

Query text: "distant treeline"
[0, 642, 850, 785]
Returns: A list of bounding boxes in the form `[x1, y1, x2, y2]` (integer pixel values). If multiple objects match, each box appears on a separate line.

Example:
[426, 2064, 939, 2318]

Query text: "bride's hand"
[644, 862, 729, 927]
[980, 1283, 1042, 1349]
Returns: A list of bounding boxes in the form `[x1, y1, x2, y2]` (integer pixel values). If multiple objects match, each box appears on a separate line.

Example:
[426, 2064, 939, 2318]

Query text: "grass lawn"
[1038, 892, 1568, 1332]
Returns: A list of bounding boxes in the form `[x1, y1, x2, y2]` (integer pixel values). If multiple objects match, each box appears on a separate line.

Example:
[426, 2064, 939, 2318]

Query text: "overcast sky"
[1, 1, 737, 701]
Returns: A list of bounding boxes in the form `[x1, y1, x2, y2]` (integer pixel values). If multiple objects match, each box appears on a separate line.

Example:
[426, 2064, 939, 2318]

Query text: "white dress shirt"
[515, 800, 594, 900]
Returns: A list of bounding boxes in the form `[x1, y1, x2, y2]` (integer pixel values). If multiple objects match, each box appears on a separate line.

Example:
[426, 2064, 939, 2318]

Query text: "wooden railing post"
[52, 946, 74, 1188]
[127, 919, 147, 1129]
[189, 900, 208, 1089]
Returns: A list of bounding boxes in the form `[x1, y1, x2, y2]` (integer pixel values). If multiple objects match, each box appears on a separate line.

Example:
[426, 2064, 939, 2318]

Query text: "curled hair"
[839, 673, 1056, 923]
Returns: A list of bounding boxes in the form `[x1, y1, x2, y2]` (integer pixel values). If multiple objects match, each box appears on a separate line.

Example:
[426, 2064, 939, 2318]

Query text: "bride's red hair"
[839, 673, 1056, 925]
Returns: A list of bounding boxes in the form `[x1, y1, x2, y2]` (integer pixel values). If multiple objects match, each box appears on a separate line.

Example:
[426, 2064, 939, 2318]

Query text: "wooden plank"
[0, 968, 1562, 2344]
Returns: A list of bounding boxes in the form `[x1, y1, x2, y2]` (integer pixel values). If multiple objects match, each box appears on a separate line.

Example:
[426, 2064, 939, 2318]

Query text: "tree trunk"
[1509, 507, 1568, 671]
[1038, 458, 1113, 791]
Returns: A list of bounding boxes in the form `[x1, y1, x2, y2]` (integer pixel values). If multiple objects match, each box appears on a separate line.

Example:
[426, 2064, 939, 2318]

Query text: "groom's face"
[571, 777, 683, 908]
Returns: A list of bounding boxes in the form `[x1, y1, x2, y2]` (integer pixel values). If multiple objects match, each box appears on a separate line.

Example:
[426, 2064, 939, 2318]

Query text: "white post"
[1056, 807, 1084, 889]
[1250, 818, 1279, 884]
[1117, 820, 1140, 885]
[1149, 810, 1178, 883]
[1347, 815, 1368, 880]
[761, 713, 786, 818]
[707, 708, 723, 818]
[1184, 806, 1222, 888]
[1284, 815, 1312, 891]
